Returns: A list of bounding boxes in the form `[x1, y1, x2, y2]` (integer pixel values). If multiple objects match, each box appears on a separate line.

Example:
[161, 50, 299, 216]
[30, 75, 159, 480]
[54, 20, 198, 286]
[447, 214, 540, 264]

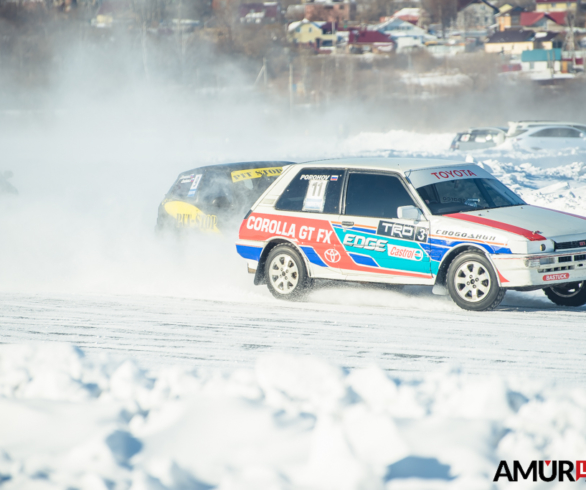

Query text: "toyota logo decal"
[324, 249, 341, 263]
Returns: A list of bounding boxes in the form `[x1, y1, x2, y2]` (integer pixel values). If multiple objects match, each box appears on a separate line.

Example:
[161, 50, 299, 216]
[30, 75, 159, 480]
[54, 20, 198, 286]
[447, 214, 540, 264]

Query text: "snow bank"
[1, 344, 585, 489]
[479, 159, 586, 216]
[340, 130, 455, 155]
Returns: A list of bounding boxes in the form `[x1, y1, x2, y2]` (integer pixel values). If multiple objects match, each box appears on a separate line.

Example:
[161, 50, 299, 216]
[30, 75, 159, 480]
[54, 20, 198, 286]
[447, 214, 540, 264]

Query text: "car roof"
[524, 125, 582, 133]
[509, 120, 584, 128]
[178, 161, 295, 177]
[465, 127, 507, 132]
[298, 157, 469, 174]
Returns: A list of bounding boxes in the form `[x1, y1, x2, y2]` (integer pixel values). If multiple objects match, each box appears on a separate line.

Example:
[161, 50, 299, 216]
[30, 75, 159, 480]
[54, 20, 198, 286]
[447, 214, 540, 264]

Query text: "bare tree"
[422, 0, 457, 36]
[357, 0, 398, 23]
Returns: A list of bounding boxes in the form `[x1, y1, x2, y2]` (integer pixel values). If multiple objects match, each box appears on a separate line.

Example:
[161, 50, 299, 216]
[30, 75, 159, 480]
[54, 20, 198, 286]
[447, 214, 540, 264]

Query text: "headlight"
[524, 259, 540, 268]
[524, 257, 556, 268]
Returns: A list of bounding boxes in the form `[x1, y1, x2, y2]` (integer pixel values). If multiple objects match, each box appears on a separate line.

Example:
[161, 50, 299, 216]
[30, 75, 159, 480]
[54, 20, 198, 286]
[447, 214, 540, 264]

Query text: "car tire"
[265, 244, 311, 300]
[544, 281, 586, 307]
[447, 251, 506, 311]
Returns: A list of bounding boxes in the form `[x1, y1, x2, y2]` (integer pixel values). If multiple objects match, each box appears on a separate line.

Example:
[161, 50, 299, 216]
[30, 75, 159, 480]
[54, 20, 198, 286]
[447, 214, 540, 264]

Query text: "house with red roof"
[520, 11, 567, 31]
[348, 29, 395, 53]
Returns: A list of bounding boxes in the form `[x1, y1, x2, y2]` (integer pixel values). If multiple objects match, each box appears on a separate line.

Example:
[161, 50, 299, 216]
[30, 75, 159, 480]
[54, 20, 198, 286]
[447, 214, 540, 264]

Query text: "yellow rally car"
[157, 161, 294, 234]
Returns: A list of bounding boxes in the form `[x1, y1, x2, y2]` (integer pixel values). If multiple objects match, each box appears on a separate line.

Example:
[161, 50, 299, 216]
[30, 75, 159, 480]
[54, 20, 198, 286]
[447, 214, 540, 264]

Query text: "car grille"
[539, 265, 575, 273]
[538, 253, 586, 272]
[554, 239, 586, 250]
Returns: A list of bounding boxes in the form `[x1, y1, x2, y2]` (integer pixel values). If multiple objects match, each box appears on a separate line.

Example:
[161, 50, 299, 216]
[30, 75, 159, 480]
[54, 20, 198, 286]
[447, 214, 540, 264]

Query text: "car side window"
[344, 173, 416, 219]
[560, 128, 581, 138]
[275, 168, 345, 214]
[532, 128, 582, 138]
[531, 128, 555, 138]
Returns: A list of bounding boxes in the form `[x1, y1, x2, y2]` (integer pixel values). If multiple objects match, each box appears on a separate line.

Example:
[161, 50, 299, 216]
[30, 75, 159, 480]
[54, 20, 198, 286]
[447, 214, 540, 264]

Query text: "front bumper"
[493, 251, 586, 288]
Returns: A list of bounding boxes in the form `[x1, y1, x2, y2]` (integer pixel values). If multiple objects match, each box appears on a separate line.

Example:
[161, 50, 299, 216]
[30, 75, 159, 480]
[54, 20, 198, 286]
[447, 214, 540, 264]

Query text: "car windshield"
[416, 178, 525, 215]
[167, 168, 280, 211]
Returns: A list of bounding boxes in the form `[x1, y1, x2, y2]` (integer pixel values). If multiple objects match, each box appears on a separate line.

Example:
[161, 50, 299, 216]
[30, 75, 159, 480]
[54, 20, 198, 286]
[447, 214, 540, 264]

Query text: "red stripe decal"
[497, 271, 509, 284]
[445, 213, 547, 241]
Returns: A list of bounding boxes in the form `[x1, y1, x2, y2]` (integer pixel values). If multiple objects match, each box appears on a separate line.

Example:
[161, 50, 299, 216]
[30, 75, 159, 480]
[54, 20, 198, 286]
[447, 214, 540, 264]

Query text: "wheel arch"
[434, 244, 492, 287]
[253, 238, 307, 286]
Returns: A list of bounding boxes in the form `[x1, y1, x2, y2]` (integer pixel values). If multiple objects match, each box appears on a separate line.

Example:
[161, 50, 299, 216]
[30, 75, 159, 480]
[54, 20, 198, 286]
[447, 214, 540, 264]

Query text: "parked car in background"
[450, 121, 586, 152]
[450, 127, 507, 151]
[510, 125, 586, 152]
[507, 120, 586, 137]
[236, 157, 586, 311]
[157, 161, 294, 234]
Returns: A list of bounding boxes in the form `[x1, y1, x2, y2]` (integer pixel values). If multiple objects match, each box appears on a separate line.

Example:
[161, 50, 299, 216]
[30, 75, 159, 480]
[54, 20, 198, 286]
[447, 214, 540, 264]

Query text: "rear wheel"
[544, 281, 586, 307]
[447, 251, 506, 311]
[265, 244, 311, 300]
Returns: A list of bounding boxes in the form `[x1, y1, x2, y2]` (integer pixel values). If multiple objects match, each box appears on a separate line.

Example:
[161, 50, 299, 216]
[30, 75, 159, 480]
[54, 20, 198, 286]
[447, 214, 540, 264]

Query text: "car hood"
[441, 205, 586, 243]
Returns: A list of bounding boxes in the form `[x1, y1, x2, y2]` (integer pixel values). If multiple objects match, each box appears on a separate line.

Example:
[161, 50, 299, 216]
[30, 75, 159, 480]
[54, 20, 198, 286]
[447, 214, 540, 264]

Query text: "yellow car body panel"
[230, 166, 282, 183]
[163, 200, 220, 233]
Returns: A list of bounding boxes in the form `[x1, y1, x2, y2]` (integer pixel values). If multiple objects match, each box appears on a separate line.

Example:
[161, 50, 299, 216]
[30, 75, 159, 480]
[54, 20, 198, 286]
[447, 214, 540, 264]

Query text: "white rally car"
[236, 158, 586, 311]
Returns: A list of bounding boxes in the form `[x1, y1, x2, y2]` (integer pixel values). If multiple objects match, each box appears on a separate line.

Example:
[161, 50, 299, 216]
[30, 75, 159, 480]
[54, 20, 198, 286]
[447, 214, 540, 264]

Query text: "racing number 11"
[310, 181, 325, 197]
[303, 180, 328, 212]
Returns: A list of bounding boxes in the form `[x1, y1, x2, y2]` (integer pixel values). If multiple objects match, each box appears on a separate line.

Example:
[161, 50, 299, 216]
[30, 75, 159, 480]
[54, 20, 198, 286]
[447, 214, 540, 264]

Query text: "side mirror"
[398, 205, 424, 221]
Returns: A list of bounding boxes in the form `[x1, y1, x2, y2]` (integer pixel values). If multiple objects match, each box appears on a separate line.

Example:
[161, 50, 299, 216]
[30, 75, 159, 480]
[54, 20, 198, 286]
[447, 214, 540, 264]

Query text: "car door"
[525, 128, 554, 150]
[334, 171, 432, 284]
[273, 167, 346, 279]
[558, 127, 585, 149]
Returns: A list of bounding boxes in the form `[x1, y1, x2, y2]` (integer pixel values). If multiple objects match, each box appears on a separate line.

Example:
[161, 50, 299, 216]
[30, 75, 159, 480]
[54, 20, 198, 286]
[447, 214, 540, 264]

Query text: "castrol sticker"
[543, 273, 570, 281]
[387, 245, 423, 261]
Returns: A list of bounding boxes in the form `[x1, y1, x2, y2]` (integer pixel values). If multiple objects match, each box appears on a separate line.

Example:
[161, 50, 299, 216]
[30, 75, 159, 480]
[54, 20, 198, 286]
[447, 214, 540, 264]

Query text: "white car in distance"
[510, 125, 586, 152]
[507, 120, 586, 137]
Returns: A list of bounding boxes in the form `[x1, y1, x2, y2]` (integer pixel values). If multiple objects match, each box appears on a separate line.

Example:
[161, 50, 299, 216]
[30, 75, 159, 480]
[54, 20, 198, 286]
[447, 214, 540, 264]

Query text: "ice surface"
[1, 344, 585, 490]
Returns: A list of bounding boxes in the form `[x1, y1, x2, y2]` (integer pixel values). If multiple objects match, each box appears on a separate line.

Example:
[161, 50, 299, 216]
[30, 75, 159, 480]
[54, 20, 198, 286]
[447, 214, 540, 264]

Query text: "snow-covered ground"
[2, 117, 586, 489]
[2, 343, 586, 490]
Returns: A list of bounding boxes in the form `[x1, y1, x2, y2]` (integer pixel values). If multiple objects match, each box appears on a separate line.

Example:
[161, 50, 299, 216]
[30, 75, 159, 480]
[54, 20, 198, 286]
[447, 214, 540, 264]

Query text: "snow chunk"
[0, 344, 585, 489]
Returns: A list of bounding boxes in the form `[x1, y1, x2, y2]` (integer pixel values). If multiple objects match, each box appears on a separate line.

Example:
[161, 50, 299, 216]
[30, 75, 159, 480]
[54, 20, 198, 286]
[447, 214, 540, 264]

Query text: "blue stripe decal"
[349, 253, 379, 267]
[332, 223, 342, 228]
[429, 239, 512, 256]
[493, 246, 512, 254]
[430, 248, 449, 262]
[300, 246, 328, 267]
[236, 245, 262, 261]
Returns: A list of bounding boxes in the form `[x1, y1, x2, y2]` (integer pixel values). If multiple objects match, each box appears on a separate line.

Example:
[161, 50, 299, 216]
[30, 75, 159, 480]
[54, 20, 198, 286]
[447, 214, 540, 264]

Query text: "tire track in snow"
[0, 288, 584, 382]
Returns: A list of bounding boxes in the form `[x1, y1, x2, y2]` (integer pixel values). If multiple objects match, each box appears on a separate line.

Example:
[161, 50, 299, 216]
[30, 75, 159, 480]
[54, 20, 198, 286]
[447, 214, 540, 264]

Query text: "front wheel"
[544, 281, 586, 307]
[265, 244, 311, 300]
[447, 251, 506, 311]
